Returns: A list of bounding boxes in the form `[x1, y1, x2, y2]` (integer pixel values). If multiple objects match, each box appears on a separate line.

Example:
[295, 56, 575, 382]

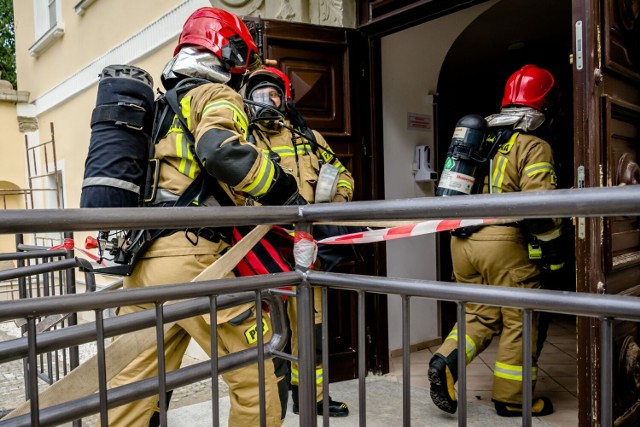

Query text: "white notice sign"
[407, 113, 432, 131]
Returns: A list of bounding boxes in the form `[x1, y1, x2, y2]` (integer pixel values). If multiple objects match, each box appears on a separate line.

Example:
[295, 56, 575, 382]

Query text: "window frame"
[29, 0, 64, 57]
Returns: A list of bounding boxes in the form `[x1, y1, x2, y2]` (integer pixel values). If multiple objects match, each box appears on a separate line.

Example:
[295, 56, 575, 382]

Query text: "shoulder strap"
[468, 126, 515, 195]
[486, 127, 514, 160]
[301, 126, 339, 165]
[302, 127, 318, 150]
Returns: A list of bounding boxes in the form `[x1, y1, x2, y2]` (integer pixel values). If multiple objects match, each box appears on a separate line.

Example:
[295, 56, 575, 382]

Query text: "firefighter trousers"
[102, 233, 284, 427]
[435, 226, 542, 404]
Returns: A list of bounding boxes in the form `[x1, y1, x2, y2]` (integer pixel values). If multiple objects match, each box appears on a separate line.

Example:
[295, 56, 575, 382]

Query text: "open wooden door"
[246, 18, 383, 381]
[574, 0, 640, 424]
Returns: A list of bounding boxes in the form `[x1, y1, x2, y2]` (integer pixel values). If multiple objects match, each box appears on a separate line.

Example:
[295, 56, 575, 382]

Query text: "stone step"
[167, 377, 556, 427]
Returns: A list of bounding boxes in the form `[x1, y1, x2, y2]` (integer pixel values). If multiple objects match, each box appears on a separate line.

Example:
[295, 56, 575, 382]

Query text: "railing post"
[155, 303, 168, 427]
[600, 317, 613, 427]
[321, 285, 330, 427]
[402, 295, 411, 426]
[456, 302, 467, 427]
[95, 308, 108, 426]
[522, 309, 533, 427]
[209, 296, 220, 427]
[295, 221, 317, 427]
[358, 290, 366, 427]
[256, 290, 267, 427]
[64, 232, 80, 375]
[26, 317, 40, 427]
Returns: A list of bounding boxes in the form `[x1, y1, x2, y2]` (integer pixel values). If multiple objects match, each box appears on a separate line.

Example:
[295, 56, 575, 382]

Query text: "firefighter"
[104, 8, 306, 427]
[243, 67, 354, 417]
[428, 64, 564, 417]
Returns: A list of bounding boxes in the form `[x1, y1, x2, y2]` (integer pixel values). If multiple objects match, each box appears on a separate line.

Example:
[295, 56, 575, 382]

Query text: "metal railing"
[0, 185, 638, 427]
[0, 234, 95, 409]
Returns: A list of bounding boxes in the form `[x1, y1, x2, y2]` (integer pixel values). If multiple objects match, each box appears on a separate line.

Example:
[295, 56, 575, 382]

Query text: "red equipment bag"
[231, 225, 295, 276]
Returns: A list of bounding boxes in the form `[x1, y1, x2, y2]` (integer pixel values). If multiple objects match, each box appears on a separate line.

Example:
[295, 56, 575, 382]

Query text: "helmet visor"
[249, 85, 286, 122]
[250, 86, 283, 109]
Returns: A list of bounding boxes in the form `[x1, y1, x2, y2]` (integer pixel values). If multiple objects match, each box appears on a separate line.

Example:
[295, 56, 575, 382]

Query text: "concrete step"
[167, 377, 557, 426]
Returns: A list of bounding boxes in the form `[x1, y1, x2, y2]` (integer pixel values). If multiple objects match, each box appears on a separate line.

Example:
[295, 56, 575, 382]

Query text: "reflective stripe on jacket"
[484, 131, 562, 238]
[250, 121, 354, 203]
[154, 82, 273, 206]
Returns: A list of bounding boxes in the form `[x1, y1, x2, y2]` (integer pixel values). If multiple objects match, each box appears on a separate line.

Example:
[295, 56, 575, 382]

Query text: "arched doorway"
[435, 0, 576, 334]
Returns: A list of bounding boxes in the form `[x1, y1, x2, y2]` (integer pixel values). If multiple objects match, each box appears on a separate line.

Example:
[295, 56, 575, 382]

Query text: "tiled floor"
[385, 314, 578, 426]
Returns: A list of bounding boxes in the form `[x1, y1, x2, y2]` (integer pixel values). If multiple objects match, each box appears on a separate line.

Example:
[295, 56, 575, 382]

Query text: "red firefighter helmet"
[245, 67, 294, 107]
[501, 64, 556, 112]
[175, 7, 260, 75]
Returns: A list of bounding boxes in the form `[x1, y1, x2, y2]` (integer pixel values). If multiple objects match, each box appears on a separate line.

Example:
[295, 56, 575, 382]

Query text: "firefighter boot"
[493, 397, 554, 417]
[428, 351, 458, 414]
[291, 385, 349, 417]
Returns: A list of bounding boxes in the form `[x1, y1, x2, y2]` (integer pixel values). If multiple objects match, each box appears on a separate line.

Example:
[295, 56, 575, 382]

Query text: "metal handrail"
[0, 185, 637, 426]
[0, 185, 637, 234]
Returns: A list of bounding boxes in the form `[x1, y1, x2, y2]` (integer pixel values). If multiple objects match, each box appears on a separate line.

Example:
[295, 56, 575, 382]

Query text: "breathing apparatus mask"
[246, 82, 286, 126]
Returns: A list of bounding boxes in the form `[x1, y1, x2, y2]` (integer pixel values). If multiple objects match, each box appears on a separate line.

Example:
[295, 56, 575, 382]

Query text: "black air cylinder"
[80, 65, 155, 208]
[436, 114, 488, 197]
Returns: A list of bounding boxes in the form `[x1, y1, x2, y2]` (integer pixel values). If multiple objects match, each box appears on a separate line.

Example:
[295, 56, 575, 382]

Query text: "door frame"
[571, 0, 600, 424]
[356, 0, 498, 353]
[358, 0, 595, 415]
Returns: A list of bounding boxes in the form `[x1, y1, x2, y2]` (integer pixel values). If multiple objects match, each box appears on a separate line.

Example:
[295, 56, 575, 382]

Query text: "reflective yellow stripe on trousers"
[290, 366, 323, 385]
[494, 361, 538, 381]
[445, 329, 477, 363]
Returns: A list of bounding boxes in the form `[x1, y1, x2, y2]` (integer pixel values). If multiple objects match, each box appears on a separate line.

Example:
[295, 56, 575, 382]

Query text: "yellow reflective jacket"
[483, 131, 562, 240]
[249, 120, 354, 203]
[154, 82, 274, 206]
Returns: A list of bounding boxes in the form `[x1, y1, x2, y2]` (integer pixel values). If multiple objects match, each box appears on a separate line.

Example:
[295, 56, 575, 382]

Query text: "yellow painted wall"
[11, 0, 181, 260]
[14, 0, 180, 99]
[0, 97, 27, 253]
[0, 102, 26, 191]
[10, 0, 341, 263]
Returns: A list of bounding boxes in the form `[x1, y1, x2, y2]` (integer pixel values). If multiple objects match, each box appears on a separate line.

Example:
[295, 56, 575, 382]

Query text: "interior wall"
[380, 1, 498, 352]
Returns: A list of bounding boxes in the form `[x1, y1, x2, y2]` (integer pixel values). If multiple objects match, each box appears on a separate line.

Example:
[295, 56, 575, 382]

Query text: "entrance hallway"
[167, 315, 577, 426]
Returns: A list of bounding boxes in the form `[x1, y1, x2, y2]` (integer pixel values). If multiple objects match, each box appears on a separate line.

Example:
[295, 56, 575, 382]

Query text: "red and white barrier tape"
[317, 218, 519, 245]
[50, 237, 105, 264]
[294, 231, 318, 268]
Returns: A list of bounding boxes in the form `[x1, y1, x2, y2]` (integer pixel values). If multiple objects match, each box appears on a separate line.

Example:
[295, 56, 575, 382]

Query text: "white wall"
[380, 1, 498, 353]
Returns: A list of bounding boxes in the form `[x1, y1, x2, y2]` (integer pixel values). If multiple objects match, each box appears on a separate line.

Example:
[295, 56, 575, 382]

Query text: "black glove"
[542, 239, 565, 272]
[256, 165, 308, 206]
[529, 237, 565, 272]
[524, 219, 565, 272]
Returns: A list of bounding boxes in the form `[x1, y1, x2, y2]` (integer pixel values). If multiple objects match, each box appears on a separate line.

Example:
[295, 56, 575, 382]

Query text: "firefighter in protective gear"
[244, 67, 354, 417]
[429, 64, 563, 418]
[104, 8, 299, 427]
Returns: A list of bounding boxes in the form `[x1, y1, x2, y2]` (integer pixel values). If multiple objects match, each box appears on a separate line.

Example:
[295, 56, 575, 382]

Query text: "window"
[34, 0, 61, 38]
[74, 0, 99, 16]
[47, 0, 57, 29]
[29, 0, 64, 57]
